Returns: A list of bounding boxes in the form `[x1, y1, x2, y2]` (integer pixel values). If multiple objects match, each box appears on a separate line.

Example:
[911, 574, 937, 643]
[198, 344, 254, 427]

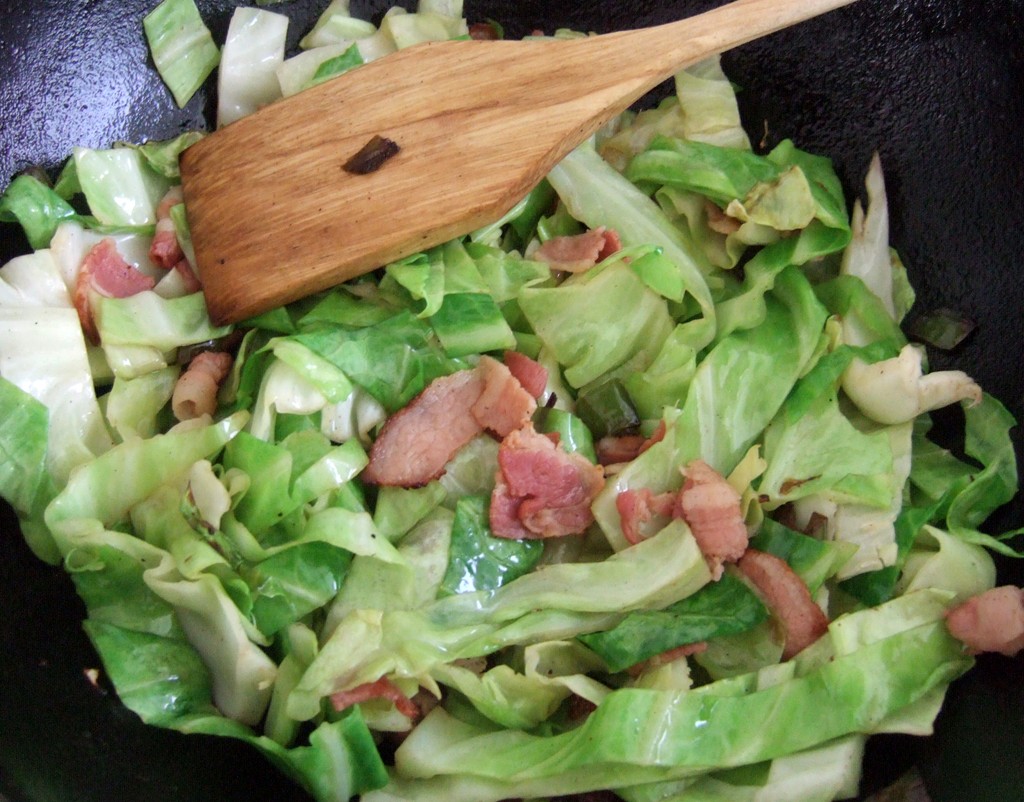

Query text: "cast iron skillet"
[1, 1, 1022, 800]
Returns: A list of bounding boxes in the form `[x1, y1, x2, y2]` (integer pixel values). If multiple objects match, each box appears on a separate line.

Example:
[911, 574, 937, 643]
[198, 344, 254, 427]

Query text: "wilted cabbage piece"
[143, 0, 220, 107]
[217, 7, 289, 127]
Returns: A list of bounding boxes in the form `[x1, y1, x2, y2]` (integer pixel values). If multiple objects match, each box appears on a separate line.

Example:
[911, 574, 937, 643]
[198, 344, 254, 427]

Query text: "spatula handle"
[630, 0, 860, 76]
[562, 0, 859, 104]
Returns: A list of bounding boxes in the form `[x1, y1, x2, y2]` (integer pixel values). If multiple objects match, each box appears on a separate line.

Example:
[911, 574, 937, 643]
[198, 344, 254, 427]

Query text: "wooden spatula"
[180, 0, 859, 324]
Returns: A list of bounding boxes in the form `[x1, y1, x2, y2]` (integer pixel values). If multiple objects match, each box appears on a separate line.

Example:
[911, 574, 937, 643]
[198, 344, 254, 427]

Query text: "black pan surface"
[1, 2, 1022, 801]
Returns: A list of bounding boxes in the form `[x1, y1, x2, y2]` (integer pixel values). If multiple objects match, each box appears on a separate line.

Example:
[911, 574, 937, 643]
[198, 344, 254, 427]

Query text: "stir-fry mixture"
[1, 1, 1022, 800]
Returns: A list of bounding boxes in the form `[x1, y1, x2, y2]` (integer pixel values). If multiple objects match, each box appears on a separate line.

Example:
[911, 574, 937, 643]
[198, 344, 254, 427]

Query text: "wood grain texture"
[180, 0, 858, 324]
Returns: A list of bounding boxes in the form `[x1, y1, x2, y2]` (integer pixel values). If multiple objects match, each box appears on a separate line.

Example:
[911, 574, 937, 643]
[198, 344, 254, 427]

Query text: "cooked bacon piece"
[363, 368, 486, 486]
[772, 506, 829, 540]
[156, 185, 184, 219]
[86, 242, 157, 297]
[411, 688, 439, 719]
[651, 641, 708, 666]
[151, 188, 204, 291]
[518, 499, 600, 539]
[946, 585, 1024, 657]
[646, 419, 667, 446]
[452, 656, 488, 674]
[470, 355, 537, 437]
[597, 435, 647, 466]
[490, 423, 605, 539]
[172, 351, 233, 421]
[503, 350, 548, 399]
[568, 694, 598, 722]
[533, 226, 622, 273]
[500, 425, 603, 509]
[74, 238, 156, 344]
[705, 200, 741, 235]
[149, 228, 182, 270]
[802, 511, 830, 539]
[596, 420, 667, 466]
[737, 549, 828, 660]
[173, 257, 203, 294]
[615, 487, 676, 545]
[330, 677, 419, 719]
[365, 357, 539, 487]
[675, 460, 748, 579]
[625, 641, 708, 677]
[489, 470, 534, 539]
[468, 21, 501, 39]
[149, 187, 186, 269]
[597, 228, 622, 261]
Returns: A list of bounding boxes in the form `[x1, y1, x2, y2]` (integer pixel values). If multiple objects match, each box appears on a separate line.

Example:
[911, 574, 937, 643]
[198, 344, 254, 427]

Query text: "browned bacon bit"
[411, 688, 439, 719]
[363, 368, 486, 486]
[568, 693, 598, 722]
[654, 641, 708, 663]
[503, 350, 548, 399]
[173, 257, 203, 293]
[596, 419, 667, 467]
[705, 200, 741, 235]
[451, 656, 488, 674]
[596, 435, 647, 466]
[172, 351, 234, 421]
[649, 642, 708, 674]
[533, 226, 622, 273]
[74, 238, 157, 344]
[737, 549, 829, 660]
[149, 186, 185, 269]
[625, 641, 708, 677]
[779, 477, 813, 495]
[470, 355, 537, 437]
[615, 487, 676, 546]
[343, 134, 400, 175]
[946, 585, 1024, 657]
[468, 20, 501, 39]
[330, 677, 419, 719]
[802, 511, 830, 539]
[647, 420, 668, 446]
[675, 460, 748, 580]
[773, 506, 829, 539]
[490, 423, 605, 539]
[773, 504, 800, 530]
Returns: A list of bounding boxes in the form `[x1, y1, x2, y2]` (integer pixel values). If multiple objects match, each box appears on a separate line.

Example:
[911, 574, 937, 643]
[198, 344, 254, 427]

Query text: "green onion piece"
[907, 307, 976, 350]
[575, 378, 640, 438]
